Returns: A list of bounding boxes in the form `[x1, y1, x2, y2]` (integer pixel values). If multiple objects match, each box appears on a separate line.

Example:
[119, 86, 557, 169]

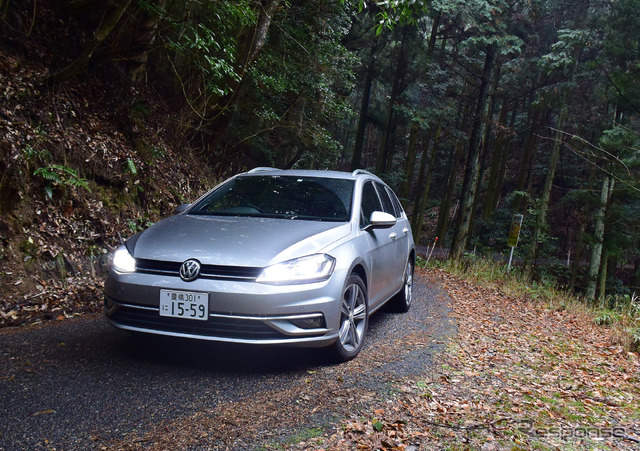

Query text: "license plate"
[159, 290, 209, 320]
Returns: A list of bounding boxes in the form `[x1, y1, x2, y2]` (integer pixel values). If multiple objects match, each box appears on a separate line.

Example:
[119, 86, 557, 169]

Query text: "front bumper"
[104, 268, 347, 347]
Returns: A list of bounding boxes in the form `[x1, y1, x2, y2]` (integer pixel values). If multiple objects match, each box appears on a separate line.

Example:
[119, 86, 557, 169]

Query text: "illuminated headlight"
[256, 254, 336, 285]
[112, 245, 136, 273]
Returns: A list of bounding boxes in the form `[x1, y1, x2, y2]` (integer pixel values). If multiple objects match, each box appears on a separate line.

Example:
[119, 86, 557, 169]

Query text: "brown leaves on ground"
[304, 268, 640, 450]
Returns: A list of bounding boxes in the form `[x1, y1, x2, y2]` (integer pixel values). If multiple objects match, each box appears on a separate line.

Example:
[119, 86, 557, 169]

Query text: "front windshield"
[189, 175, 354, 222]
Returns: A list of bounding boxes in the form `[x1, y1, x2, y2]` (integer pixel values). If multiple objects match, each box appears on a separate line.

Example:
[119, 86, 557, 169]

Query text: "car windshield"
[189, 175, 354, 222]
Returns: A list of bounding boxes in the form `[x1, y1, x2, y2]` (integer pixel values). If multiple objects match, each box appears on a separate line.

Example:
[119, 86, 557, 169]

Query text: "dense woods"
[1, 0, 640, 319]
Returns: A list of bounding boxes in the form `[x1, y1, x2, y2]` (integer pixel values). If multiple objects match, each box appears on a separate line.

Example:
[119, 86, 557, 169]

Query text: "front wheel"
[332, 274, 368, 362]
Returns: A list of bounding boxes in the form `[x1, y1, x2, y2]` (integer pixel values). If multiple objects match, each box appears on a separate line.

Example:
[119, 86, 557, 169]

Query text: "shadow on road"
[111, 329, 339, 374]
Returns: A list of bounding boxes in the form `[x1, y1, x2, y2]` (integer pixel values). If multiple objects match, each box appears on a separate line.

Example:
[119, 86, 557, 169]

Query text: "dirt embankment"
[0, 28, 215, 326]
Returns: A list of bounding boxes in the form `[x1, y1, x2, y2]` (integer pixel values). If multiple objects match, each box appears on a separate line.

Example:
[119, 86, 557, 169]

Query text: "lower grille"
[107, 301, 285, 340]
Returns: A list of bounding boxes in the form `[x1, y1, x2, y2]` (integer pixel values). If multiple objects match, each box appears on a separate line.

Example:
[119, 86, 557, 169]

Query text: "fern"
[34, 164, 90, 199]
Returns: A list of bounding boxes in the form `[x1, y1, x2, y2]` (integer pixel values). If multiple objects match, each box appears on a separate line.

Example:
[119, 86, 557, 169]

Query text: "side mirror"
[366, 211, 396, 230]
[173, 203, 191, 214]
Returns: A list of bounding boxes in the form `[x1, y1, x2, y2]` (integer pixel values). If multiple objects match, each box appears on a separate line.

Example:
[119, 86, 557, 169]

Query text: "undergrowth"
[420, 255, 640, 353]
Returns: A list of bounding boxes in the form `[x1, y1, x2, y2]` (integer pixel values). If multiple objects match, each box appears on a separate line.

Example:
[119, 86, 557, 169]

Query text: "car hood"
[130, 214, 352, 267]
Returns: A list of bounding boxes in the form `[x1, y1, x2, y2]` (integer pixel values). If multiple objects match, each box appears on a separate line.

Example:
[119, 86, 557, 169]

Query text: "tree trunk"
[585, 175, 614, 302]
[483, 98, 509, 219]
[450, 42, 497, 259]
[351, 45, 376, 170]
[435, 141, 463, 243]
[525, 105, 568, 277]
[116, 0, 167, 83]
[411, 124, 442, 244]
[400, 121, 421, 203]
[436, 98, 472, 244]
[49, 0, 133, 84]
[375, 27, 408, 174]
[197, 0, 281, 151]
[568, 220, 586, 291]
[409, 127, 433, 234]
[525, 0, 590, 276]
[514, 99, 542, 213]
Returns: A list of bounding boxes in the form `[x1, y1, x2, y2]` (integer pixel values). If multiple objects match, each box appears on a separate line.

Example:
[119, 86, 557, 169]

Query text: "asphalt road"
[0, 276, 455, 449]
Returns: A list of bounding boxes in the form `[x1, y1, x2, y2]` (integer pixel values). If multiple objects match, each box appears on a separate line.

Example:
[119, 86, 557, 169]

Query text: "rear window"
[189, 175, 354, 222]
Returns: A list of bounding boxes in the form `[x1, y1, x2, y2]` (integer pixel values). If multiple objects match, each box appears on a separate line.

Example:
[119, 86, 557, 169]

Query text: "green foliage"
[539, 29, 592, 73]
[159, 1, 257, 101]
[594, 309, 621, 326]
[33, 164, 90, 199]
[126, 158, 138, 175]
[126, 217, 154, 234]
[225, 0, 356, 169]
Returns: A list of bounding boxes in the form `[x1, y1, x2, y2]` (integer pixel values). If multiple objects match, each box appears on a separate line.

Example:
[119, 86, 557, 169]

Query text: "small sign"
[507, 214, 523, 247]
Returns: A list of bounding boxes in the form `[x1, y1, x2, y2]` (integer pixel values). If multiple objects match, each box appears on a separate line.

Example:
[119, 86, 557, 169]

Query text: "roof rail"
[351, 169, 375, 177]
[248, 167, 280, 173]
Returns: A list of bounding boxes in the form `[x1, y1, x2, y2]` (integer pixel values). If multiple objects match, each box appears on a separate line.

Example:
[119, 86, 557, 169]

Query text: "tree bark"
[568, 220, 586, 291]
[483, 98, 509, 219]
[411, 124, 441, 244]
[435, 141, 463, 243]
[400, 120, 421, 202]
[351, 45, 376, 170]
[408, 127, 433, 233]
[524, 105, 568, 277]
[450, 42, 497, 259]
[585, 175, 614, 302]
[375, 27, 408, 174]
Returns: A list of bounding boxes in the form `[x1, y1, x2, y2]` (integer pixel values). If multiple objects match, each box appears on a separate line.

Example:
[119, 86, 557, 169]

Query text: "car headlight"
[256, 254, 336, 285]
[112, 245, 136, 273]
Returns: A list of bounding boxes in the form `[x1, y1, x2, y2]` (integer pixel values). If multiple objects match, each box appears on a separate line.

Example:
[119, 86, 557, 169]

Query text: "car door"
[375, 182, 410, 291]
[360, 181, 398, 309]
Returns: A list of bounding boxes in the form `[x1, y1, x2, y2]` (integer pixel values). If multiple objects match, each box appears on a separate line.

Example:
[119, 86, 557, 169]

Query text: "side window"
[360, 181, 382, 228]
[375, 182, 395, 216]
[385, 186, 404, 218]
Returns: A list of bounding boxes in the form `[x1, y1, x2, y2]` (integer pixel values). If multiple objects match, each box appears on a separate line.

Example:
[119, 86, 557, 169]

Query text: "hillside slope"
[0, 13, 215, 326]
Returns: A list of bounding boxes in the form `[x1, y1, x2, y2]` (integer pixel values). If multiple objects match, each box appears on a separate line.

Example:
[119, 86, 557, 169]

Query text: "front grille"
[107, 301, 285, 340]
[135, 259, 262, 281]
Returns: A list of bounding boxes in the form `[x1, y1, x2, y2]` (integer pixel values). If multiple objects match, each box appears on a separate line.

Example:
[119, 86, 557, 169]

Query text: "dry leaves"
[309, 268, 640, 450]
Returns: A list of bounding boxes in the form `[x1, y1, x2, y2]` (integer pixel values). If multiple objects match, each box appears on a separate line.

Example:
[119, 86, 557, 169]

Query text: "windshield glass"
[189, 175, 354, 222]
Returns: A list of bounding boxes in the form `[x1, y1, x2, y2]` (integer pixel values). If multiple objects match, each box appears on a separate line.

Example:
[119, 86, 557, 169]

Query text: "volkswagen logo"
[179, 259, 201, 282]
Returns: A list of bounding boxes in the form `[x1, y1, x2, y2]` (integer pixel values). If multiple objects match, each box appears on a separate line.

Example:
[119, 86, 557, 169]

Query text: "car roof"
[242, 167, 383, 182]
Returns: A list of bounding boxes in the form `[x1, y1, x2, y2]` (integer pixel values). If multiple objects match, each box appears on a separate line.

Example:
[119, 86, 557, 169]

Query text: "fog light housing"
[291, 315, 325, 329]
[104, 296, 119, 316]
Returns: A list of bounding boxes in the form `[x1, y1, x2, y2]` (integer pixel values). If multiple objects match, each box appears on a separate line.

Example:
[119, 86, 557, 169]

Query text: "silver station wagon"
[104, 168, 415, 361]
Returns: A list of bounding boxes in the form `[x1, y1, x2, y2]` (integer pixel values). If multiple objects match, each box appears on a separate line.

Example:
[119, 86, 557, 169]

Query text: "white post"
[426, 237, 439, 264]
[507, 246, 515, 273]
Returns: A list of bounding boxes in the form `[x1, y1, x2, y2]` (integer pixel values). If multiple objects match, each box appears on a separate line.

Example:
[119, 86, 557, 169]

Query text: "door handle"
[389, 232, 397, 240]
[402, 228, 409, 234]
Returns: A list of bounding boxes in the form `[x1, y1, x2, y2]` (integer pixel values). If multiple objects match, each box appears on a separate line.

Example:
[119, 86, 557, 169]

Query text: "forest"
[1, 0, 639, 323]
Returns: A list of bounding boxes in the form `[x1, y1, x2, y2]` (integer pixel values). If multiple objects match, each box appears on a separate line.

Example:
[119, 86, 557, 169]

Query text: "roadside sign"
[507, 214, 523, 273]
[507, 214, 523, 247]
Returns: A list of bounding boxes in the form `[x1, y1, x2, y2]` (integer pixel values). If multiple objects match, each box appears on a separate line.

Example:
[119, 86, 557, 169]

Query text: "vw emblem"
[179, 259, 201, 282]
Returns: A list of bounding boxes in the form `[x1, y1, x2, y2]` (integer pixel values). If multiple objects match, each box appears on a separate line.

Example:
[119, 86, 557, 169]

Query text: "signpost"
[507, 214, 523, 273]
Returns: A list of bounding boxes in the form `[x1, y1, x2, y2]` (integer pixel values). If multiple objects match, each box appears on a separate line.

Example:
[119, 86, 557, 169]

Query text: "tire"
[391, 259, 413, 313]
[332, 274, 368, 362]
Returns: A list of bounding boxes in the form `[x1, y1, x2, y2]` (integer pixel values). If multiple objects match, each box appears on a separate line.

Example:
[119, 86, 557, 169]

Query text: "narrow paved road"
[0, 275, 455, 449]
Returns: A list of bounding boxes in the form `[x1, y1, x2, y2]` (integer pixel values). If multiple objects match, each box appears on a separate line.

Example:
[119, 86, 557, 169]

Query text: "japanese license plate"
[159, 290, 209, 320]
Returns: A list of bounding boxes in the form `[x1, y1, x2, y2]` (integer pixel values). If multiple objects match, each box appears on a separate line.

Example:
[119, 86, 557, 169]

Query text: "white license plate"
[159, 290, 209, 320]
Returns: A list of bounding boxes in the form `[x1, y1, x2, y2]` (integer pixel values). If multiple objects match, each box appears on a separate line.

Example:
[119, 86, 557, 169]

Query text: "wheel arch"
[349, 262, 368, 294]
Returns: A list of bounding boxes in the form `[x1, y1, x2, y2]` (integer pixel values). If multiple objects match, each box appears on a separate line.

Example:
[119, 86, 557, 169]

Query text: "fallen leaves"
[307, 268, 640, 450]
